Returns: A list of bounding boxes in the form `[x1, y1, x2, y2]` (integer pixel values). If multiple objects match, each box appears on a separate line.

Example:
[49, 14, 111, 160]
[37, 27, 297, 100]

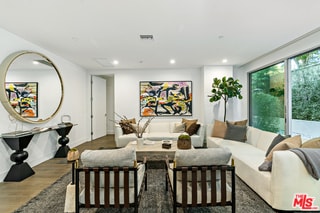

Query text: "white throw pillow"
[173, 122, 186, 133]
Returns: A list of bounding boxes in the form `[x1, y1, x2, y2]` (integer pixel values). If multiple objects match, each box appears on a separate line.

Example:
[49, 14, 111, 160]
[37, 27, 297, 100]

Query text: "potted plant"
[177, 134, 191, 149]
[208, 76, 243, 122]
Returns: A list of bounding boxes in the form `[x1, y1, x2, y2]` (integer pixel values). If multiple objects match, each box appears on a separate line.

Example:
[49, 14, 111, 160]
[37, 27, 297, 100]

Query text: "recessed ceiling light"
[33, 61, 39, 65]
[112, 60, 119, 65]
[222, 59, 228, 63]
[170, 59, 176, 64]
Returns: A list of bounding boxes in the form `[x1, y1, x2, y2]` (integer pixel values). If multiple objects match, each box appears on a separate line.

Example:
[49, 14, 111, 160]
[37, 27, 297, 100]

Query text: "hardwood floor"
[0, 135, 116, 213]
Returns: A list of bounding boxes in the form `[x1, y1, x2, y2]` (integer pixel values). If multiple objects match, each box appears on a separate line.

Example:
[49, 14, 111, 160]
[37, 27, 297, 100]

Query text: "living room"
[0, 1, 320, 212]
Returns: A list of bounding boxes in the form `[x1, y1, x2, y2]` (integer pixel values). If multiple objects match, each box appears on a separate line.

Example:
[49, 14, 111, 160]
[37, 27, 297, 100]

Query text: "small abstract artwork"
[5, 82, 38, 118]
[140, 81, 192, 117]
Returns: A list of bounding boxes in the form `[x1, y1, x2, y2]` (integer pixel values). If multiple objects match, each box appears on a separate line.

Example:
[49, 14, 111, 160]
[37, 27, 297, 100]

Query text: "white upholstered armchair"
[75, 147, 147, 213]
[166, 148, 235, 213]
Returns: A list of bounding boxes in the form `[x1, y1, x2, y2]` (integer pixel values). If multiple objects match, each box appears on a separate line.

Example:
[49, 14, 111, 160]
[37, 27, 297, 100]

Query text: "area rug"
[14, 168, 278, 213]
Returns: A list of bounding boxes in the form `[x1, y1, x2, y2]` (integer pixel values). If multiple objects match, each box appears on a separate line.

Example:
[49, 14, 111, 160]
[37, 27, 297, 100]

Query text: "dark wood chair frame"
[165, 158, 235, 213]
[75, 159, 147, 213]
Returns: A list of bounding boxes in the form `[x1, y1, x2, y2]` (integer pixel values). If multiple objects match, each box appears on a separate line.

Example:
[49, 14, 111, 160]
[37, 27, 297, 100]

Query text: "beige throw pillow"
[211, 120, 226, 138]
[265, 135, 302, 161]
[301, 137, 320, 148]
[234, 119, 248, 126]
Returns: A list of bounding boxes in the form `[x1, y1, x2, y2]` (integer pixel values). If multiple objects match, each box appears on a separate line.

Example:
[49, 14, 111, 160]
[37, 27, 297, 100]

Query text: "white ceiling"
[0, 0, 319, 70]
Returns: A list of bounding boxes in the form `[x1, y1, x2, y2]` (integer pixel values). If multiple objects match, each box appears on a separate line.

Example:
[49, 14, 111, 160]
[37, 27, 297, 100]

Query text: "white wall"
[0, 28, 91, 181]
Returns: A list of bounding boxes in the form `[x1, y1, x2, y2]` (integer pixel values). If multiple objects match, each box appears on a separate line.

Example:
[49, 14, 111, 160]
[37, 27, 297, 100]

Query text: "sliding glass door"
[249, 62, 285, 133]
[289, 48, 320, 138]
[249, 47, 320, 137]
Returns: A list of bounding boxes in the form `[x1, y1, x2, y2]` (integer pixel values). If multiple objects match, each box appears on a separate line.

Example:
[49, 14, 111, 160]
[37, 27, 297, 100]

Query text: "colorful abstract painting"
[140, 81, 192, 117]
[5, 82, 38, 118]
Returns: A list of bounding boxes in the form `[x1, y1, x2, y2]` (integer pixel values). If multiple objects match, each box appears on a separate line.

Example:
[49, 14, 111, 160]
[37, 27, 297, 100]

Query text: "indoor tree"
[208, 76, 243, 121]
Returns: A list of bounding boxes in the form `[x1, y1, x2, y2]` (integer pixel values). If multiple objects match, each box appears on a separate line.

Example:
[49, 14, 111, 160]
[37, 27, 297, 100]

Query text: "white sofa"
[206, 124, 320, 211]
[115, 121, 205, 148]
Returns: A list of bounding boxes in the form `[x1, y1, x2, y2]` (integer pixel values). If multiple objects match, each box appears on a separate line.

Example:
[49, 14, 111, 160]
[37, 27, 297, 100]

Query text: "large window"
[249, 47, 320, 138]
[289, 48, 320, 138]
[249, 62, 285, 133]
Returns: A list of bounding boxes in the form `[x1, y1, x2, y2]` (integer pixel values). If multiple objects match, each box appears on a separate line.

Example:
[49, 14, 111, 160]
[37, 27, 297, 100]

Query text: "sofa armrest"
[114, 124, 123, 146]
[197, 123, 205, 140]
[271, 150, 320, 210]
[189, 124, 205, 147]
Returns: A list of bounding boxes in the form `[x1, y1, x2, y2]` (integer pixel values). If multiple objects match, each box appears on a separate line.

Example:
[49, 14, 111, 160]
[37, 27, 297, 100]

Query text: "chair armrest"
[136, 157, 147, 168]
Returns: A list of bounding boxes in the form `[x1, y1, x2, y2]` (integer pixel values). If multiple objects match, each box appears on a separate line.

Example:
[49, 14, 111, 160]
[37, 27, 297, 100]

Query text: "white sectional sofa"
[206, 124, 320, 211]
[115, 121, 205, 148]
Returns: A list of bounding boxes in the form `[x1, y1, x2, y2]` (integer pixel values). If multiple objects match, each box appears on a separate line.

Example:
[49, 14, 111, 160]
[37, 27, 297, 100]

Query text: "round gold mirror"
[0, 50, 64, 124]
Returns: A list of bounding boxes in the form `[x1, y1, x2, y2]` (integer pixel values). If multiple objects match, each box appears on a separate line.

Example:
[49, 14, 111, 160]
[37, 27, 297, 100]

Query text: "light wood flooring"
[0, 135, 116, 213]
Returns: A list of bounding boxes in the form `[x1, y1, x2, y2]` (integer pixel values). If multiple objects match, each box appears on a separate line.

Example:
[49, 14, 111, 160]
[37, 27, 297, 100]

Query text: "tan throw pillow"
[211, 120, 227, 138]
[182, 118, 198, 132]
[265, 135, 302, 161]
[233, 119, 248, 126]
[301, 137, 320, 148]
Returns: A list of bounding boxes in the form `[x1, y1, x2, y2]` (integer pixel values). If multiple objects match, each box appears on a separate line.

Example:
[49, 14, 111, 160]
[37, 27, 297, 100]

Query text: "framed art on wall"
[140, 81, 192, 117]
[5, 82, 38, 118]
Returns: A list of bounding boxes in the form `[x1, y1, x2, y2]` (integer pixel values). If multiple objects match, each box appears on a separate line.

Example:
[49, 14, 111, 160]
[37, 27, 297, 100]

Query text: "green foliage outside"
[208, 77, 243, 122]
[250, 62, 285, 133]
[290, 48, 320, 121]
[291, 64, 320, 121]
[251, 92, 281, 132]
